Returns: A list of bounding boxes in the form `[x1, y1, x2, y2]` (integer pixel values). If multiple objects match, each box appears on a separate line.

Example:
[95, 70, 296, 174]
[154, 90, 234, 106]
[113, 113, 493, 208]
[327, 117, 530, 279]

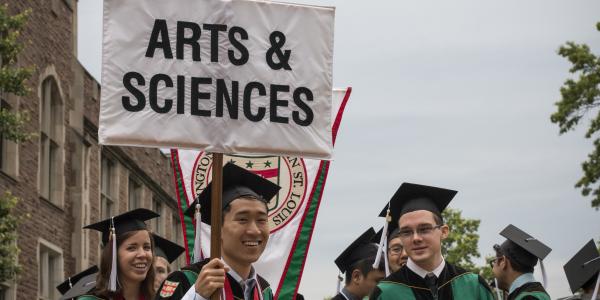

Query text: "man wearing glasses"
[490, 225, 552, 300]
[387, 228, 409, 273]
[370, 183, 494, 300]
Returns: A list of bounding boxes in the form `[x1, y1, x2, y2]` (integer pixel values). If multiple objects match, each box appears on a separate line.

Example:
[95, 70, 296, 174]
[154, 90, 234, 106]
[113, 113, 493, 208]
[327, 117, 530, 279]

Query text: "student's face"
[355, 269, 385, 297]
[118, 230, 153, 285]
[221, 198, 269, 267]
[153, 256, 170, 293]
[491, 256, 509, 290]
[398, 210, 448, 267]
[387, 237, 408, 273]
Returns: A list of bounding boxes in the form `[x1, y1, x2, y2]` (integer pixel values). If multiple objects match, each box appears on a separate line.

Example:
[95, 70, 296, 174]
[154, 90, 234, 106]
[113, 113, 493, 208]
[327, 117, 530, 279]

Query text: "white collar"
[406, 257, 445, 279]
[222, 260, 257, 285]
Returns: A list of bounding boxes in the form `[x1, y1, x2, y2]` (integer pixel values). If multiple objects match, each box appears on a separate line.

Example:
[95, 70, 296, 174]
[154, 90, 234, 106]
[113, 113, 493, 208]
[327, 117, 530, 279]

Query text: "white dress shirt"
[406, 257, 445, 279]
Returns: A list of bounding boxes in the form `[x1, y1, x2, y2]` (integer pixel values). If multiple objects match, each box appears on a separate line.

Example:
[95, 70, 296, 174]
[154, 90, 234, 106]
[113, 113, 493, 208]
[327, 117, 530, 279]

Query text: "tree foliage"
[0, 191, 28, 282]
[442, 208, 492, 280]
[0, 4, 33, 143]
[551, 22, 600, 210]
[0, 4, 31, 283]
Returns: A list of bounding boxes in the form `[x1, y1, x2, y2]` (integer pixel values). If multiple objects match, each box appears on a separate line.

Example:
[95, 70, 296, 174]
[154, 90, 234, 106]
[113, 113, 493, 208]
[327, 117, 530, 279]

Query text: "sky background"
[77, 0, 600, 298]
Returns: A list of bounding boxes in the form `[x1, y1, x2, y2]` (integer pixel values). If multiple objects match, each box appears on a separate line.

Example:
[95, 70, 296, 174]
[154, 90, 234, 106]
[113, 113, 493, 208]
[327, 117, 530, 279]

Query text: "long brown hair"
[94, 230, 156, 299]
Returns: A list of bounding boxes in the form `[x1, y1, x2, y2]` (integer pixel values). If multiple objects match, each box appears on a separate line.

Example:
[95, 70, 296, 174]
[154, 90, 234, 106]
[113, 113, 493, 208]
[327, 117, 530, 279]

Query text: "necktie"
[425, 272, 438, 300]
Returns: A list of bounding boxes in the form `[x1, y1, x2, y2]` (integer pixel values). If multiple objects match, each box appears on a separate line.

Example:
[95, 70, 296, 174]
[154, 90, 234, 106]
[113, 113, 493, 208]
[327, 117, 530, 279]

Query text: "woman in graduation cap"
[155, 163, 280, 300]
[78, 208, 160, 300]
[370, 183, 494, 300]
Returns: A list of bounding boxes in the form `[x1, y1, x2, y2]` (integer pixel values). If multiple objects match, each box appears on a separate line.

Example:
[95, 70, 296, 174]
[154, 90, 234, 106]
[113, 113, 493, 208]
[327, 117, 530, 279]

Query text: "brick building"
[0, 1, 184, 299]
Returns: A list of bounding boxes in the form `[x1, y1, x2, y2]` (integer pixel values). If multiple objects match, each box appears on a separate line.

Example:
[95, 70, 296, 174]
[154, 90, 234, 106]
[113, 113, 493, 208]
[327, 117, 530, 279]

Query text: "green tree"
[0, 4, 32, 283]
[551, 21, 600, 210]
[442, 208, 492, 280]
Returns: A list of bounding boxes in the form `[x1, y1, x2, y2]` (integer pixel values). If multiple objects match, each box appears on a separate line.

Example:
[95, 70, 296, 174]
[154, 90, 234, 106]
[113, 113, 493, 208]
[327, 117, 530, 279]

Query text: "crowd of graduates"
[54, 163, 599, 300]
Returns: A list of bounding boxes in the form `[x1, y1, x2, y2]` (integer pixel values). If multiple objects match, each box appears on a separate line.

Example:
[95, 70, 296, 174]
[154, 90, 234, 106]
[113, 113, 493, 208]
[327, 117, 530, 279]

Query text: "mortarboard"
[83, 208, 159, 292]
[184, 162, 281, 223]
[335, 227, 378, 273]
[84, 208, 160, 245]
[58, 273, 97, 300]
[153, 234, 185, 264]
[498, 224, 552, 288]
[563, 239, 600, 294]
[56, 265, 98, 295]
[384, 183, 457, 224]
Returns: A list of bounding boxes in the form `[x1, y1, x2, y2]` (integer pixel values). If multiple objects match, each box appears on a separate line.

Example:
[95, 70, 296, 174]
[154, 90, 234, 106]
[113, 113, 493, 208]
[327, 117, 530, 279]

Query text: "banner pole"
[210, 152, 223, 300]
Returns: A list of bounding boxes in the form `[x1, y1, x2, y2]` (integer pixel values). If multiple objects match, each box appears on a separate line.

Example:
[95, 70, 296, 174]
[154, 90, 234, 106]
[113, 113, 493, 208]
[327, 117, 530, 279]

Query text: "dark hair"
[222, 195, 268, 223]
[344, 256, 385, 284]
[494, 243, 534, 273]
[433, 213, 443, 226]
[95, 230, 156, 299]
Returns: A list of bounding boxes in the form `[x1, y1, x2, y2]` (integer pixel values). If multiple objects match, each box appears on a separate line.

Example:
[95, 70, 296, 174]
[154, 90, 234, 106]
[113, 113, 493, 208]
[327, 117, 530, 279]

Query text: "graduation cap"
[55, 265, 98, 295]
[83, 208, 159, 291]
[184, 163, 281, 223]
[58, 273, 97, 300]
[83, 208, 160, 245]
[384, 183, 456, 223]
[153, 234, 185, 264]
[563, 239, 600, 294]
[498, 224, 552, 288]
[335, 228, 378, 273]
[184, 163, 280, 262]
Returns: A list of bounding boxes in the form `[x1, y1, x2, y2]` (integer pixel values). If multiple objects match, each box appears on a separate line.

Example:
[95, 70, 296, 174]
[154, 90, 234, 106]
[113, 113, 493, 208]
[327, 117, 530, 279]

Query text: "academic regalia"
[560, 239, 600, 300]
[78, 209, 160, 300]
[507, 282, 549, 300]
[370, 183, 494, 300]
[333, 228, 380, 300]
[156, 163, 279, 300]
[495, 225, 552, 300]
[155, 258, 273, 300]
[371, 263, 493, 300]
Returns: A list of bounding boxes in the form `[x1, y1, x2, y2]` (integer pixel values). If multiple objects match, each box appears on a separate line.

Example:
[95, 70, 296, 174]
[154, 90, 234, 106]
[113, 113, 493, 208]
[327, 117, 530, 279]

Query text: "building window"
[38, 239, 63, 300]
[128, 178, 141, 210]
[100, 157, 115, 219]
[38, 77, 63, 206]
[152, 198, 163, 235]
[0, 100, 18, 178]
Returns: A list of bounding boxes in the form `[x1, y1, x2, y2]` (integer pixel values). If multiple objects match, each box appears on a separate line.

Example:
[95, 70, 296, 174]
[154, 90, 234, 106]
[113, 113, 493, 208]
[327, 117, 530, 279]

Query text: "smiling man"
[155, 163, 280, 300]
[370, 183, 494, 300]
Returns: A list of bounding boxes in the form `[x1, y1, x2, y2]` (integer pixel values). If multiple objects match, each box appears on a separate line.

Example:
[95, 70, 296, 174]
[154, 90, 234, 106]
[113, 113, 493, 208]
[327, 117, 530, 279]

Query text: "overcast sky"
[78, 0, 600, 298]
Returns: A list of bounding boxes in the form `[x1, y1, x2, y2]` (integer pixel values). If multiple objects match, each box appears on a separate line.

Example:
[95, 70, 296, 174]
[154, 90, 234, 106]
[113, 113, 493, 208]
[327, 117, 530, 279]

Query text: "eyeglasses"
[388, 246, 404, 254]
[488, 256, 503, 268]
[397, 225, 442, 240]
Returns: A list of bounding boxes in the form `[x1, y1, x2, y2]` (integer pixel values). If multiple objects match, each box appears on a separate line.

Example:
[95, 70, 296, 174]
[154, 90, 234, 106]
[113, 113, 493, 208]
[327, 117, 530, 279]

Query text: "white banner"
[100, 0, 335, 159]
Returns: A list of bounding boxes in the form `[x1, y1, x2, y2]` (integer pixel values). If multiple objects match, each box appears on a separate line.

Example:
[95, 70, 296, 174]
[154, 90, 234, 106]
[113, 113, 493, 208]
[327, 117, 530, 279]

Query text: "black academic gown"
[507, 282, 550, 300]
[155, 259, 272, 300]
[370, 262, 494, 300]
[331, 294, 346, 300]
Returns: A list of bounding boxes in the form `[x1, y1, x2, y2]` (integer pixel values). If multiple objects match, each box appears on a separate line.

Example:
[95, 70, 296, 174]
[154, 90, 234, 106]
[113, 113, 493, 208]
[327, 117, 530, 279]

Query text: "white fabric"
[193, 204, 203, 263]
[406, 257, 445, 279]
[100, 0, 335, 159]
[540, 259, 548, 289]
[592, 273, 600, 300]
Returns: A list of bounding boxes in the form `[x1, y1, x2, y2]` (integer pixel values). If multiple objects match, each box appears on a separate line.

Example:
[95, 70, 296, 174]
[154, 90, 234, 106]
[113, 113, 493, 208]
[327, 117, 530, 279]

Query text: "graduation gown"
[155, 259, 273, 300]
[507, 282, 550, 300]
[331, 294, 346, 300]
[370, 262, 494, 300]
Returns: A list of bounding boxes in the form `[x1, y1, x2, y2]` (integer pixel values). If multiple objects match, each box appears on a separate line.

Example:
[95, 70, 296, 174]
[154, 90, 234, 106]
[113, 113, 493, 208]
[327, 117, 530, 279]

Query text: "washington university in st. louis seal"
[191, 153, 307, 233]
